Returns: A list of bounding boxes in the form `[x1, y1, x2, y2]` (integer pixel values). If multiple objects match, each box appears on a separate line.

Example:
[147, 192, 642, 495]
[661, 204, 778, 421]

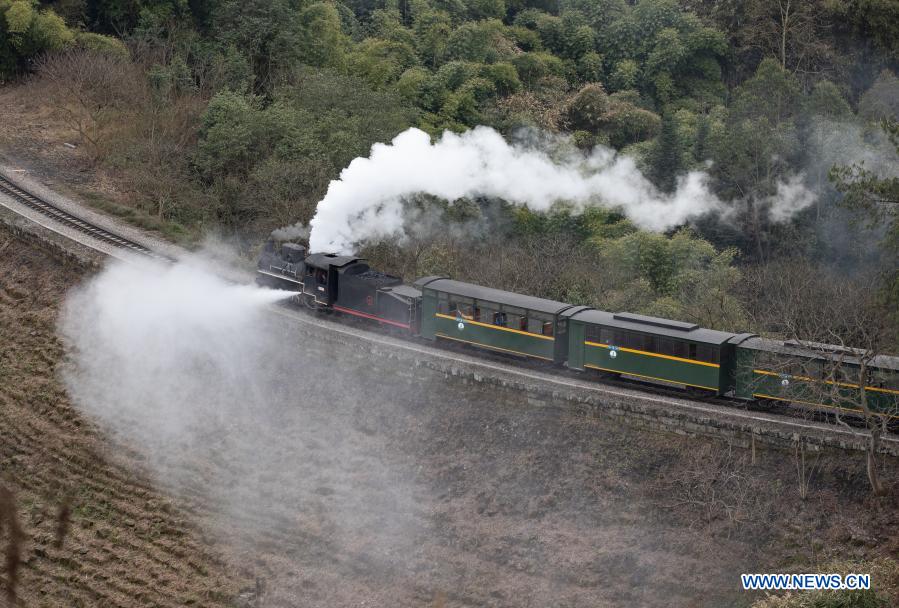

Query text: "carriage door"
[553, 316, 568, 366]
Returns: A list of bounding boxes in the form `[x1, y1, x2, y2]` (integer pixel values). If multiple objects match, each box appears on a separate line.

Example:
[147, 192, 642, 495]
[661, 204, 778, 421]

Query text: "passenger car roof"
[736, 336, 899, 370]
[570, 309, 737, 345]
[413, 277, 575, 315]
[384, 284, 422, 298]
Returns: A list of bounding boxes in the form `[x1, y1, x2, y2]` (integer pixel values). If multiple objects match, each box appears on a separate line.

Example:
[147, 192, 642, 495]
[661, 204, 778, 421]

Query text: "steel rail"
[0, 174, 165, 259]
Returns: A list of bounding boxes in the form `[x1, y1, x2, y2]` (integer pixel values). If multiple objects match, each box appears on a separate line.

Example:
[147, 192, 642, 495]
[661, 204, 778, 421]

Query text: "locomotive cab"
[302, 253, 359, 306]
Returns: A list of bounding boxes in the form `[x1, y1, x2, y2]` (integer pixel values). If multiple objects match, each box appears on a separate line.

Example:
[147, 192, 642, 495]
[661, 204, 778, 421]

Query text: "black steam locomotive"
[258, 240, 421, 330]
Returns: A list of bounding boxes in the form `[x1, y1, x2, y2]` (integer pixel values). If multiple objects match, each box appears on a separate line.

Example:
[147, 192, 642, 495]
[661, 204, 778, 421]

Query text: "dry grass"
[0, 485, 23, 604]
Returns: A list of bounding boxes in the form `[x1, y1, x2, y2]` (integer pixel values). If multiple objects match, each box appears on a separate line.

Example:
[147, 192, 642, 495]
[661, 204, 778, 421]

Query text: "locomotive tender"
[258, 239, 899, 420]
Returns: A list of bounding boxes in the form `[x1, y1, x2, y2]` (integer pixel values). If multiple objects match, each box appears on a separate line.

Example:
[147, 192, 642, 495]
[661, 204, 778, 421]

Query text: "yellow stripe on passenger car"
[753, 369, 899, 395]
[752, 393, 899, 420]
[435, 313, 555, 340]
[584, 364, 719, 391]
[435, 333, 554, 361]
[584, 340, 720, 368]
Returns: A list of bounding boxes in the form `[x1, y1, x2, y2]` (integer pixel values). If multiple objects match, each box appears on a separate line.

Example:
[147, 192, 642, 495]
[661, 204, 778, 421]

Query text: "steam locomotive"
[258, 239, 899, 420]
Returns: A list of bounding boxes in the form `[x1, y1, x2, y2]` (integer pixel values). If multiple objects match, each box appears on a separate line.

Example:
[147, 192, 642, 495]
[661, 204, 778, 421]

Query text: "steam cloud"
[58, 255, 423, 587]
[280, 127, 816, 254]
[59, 258, 295, 442]
[763, 174, 818, 223]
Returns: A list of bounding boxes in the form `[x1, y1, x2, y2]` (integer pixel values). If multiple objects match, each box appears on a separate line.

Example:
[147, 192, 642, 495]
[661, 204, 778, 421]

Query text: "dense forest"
[1, 0, 898, 344]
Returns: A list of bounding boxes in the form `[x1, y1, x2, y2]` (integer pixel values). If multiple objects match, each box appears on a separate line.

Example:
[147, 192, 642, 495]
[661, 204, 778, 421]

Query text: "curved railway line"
[0, 174, 165, 259]
[1, 169, 896, 455]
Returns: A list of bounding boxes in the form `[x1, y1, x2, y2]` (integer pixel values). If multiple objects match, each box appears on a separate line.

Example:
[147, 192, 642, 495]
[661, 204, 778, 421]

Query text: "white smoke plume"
[59, 257, 295, 441]
[271, 222, 310, 242]
[295, 127, 724, 254]
[763, 174, 817, 223]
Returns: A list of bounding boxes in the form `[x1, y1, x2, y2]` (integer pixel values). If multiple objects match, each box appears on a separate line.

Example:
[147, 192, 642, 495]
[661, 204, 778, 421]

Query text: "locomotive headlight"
[781, 378, 790, 387]
[458, 322, 464, 330]
[609, 350, 617, 358]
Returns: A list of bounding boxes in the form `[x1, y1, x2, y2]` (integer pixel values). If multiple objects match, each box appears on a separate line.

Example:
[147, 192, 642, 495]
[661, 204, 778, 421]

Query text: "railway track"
[2, 170, 896, 452]
[0, 174, 166, 259]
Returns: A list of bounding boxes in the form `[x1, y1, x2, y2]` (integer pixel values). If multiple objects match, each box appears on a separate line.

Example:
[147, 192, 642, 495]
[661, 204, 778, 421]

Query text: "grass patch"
[74, 189, 195, 244]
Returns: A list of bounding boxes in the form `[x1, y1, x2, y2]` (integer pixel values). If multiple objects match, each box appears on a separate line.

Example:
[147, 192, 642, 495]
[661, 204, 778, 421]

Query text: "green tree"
[347, 37, 418, 88]
[693, 112, 710, 161]
[610, 59, 639, 91]
[412, 7, 451, 68]
[858, 70, 899, 123]
[444, 19, 513, 64]
[87, 0, 190, 35]
[805, 80, 851, 119]
[560, 0, 626, 31]
[596, 229, 747, 330]
[830, 120, 899, 299]
[577, 50, 603, 82]
[479, 62, 521, 95]
[562, 83, 610, 132]
[296, 2, 348, 68]
[562, 83, 661, 148]
[648, 113, 684, 193]
[510, 51, 563, 86]
[464, 0, 504, 20]
[709, 58, 802, 258]
[1, 0, 73, 78]
[194, 90, 266, 179]
[211, 0, 305, 93]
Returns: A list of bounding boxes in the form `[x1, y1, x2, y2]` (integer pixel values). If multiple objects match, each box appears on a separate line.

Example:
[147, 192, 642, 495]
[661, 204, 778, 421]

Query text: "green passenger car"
[412, 277, 587, 364]
[567, 310, 737, 395]
[732, 336, 899, 418]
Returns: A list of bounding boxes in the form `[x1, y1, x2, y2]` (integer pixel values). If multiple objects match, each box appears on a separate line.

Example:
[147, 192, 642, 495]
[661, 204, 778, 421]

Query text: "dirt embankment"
[2, 225, 898, 607]
[0, 229, 244, 606]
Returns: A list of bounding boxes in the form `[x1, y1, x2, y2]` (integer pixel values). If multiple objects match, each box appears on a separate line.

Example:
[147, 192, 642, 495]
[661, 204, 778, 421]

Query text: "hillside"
[2, 224, 899, 606]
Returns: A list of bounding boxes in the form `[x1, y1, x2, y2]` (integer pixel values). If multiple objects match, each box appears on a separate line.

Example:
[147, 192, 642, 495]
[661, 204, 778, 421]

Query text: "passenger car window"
[696, 344, 719, 364]
[474, 300, 498, 323]
[436, 292, 450, 314]
[450, 296, 474, 319]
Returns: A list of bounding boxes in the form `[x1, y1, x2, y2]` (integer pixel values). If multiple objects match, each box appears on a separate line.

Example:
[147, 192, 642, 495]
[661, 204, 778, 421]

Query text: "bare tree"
[129, 92, 206, 219]
[34, 49, 143, 163]
[742, 0, 837, 77]
[793, 439, 820, 500]
[658, 442, 774, 534]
